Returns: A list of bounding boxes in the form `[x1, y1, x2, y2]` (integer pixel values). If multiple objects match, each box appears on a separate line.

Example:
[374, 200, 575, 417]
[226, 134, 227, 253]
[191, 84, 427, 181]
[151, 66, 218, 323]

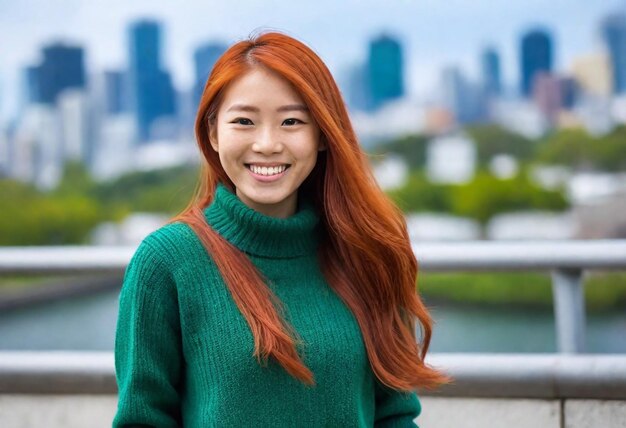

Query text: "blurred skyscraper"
[570, 52, 612, 97]
[22, 66, 42, 105]
[520, 28, 554, 97]
[367, 34, 404, 110]
[441, 66, 486, 124]
[193, 43, 227, 109]
[601, 13, 626, 94]
[128, 20, 176, 142]
[103, 70, 128, 115]
[345, 63, 370, 112]
[24, 43, 86, 105]
[481, 47, 502, 97]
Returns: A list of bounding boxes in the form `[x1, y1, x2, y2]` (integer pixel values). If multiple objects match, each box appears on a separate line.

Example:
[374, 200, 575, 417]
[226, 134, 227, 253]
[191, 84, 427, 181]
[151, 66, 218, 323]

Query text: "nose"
[252, 127, 283, 154]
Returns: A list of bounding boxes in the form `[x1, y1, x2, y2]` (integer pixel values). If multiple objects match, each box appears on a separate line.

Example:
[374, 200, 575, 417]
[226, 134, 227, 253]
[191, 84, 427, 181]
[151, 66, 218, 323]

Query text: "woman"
[113, 31, 449, 427]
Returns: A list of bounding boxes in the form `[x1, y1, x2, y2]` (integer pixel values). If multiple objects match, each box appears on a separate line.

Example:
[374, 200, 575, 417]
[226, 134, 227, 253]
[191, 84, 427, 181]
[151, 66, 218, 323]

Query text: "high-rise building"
[441, 66, 486, 124]
[367, 34, 404, 110]
[103, 70, 128, 115]
[532, 72, 564, 123]
[570, 52, 612, 97]
[601, 13, 626, 94]
[22, 66, 42, 105]
[520, 28, 554, 97]
[58, 89, 93, 165]
[481, 47, 502, 97]
[193, 43, 227, 109]
[128, 20, 177, 142]
[26, 43, 86, 105]
[346, 63, 370, 112]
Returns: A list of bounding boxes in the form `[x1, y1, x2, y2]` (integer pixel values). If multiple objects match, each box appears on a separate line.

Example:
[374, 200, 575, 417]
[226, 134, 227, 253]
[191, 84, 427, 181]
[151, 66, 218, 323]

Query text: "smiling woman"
[209, 66, 325, 219]
[113, 31, 450, 428]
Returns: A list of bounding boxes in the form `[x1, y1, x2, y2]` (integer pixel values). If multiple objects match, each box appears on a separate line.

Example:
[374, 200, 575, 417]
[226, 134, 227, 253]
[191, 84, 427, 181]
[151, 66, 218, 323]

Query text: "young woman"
[113, 31, 449, 427]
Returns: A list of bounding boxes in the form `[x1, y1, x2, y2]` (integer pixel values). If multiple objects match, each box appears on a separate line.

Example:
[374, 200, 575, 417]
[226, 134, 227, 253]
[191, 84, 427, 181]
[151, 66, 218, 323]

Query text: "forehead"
[219, 66, 305, 110]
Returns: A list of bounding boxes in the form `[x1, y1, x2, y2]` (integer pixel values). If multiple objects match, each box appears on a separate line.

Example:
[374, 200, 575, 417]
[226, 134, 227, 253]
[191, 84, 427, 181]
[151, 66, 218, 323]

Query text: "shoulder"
[127, 221, 204, 278]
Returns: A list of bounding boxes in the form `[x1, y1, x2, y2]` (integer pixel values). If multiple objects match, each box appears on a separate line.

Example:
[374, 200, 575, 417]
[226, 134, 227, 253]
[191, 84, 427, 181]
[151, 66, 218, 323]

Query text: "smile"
[245, 164, 291, 176]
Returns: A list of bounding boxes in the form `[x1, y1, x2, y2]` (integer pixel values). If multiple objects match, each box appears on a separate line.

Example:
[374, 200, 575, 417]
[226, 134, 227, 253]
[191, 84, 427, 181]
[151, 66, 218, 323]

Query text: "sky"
[1, 0, 625, 122]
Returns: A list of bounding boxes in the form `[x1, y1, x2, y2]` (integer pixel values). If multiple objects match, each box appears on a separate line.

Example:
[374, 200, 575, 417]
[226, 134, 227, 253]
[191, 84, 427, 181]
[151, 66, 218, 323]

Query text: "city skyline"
[1, 0, 626, 122]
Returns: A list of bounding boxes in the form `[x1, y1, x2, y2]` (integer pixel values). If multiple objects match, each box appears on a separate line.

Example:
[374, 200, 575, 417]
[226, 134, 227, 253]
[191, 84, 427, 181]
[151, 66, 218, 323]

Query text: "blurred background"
[0, 0, 624, 354]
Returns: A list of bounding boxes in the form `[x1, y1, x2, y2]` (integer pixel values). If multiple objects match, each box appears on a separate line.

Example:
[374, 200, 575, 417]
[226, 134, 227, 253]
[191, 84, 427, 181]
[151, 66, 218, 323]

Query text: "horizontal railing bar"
[0, 352, 625, 399]
[426, 353, 626, 399]
[1, 240, 626, 275]
[0, 247, 135, 275]
[412, 240, 626, 271]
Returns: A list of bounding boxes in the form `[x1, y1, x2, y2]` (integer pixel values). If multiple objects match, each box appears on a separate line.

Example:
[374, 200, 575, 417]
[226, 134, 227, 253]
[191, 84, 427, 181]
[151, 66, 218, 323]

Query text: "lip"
[246, 164, 290, 183]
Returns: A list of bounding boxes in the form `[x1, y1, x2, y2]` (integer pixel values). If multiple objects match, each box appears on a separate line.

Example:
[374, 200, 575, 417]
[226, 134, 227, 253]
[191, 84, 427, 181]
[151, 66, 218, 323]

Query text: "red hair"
[172, 31, 450, 391]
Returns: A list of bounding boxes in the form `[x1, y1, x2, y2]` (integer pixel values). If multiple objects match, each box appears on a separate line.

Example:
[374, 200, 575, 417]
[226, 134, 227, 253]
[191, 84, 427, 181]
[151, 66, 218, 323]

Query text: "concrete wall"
[1, 395, 625, 428]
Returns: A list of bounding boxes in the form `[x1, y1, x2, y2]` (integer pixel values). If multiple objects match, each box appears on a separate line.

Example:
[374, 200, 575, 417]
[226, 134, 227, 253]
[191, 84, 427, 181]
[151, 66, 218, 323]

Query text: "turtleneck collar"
[204, 183, 320, 258]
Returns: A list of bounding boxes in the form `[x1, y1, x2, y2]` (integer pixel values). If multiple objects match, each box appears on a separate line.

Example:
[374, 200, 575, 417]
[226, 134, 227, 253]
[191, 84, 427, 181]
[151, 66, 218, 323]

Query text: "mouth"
[245, 164, 291, 176]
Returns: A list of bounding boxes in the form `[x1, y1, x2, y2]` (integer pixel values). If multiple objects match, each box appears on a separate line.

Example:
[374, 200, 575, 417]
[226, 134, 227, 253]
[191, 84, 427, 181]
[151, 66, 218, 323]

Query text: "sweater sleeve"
[374, 379, 422, 428]
[113, 237, 184, 428]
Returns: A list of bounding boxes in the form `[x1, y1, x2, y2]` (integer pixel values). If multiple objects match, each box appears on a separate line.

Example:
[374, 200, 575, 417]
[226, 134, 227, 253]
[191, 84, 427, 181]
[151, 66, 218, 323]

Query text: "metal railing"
[1, 240, 626, 354]
[1, 351, 625, 398]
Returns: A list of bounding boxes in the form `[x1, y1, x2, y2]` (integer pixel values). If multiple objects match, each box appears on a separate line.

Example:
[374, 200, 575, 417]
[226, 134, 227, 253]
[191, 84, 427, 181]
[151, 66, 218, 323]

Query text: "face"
[210, 66, 325, 218]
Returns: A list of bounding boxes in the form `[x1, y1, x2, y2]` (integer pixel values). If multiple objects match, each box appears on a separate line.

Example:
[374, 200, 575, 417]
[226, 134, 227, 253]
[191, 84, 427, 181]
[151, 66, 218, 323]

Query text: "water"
[0, 289, 624, 353]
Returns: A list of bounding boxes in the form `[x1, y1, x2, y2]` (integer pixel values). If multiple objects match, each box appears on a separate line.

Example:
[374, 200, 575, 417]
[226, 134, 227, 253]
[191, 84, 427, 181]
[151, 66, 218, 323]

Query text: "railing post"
[551, 268, 586, 353]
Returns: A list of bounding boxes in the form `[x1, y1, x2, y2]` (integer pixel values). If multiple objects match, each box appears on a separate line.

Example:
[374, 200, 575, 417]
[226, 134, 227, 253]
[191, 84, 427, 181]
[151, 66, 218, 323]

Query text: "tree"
[371, 134, 430, 170]
[465, 124, 537, 166]
[449, 169, 568, 224]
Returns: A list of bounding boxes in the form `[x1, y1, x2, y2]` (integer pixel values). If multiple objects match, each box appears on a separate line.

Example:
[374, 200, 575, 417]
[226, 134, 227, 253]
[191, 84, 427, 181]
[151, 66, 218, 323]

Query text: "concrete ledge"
[0, 394, 117, 428]
[2, 396, 624, 428]
[564, 399, 626, 427]
[418, 397, 561, 428]
[1, 352, 626, 399]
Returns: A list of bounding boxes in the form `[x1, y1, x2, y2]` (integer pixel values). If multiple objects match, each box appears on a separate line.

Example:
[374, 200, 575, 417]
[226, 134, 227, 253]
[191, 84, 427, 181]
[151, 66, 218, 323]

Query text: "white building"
[58, 89, 92, 164]
[134, 139, 198, 172]
[351, 98, 426, 147]
[372, 154, 409, 190]
[490, 99, 548, 139]
[92, 114, 136, 181]
[406, 213, 481, 241]
[486, 211, 577, 240]
[90, 212, 168, 246]
[12, 105, 63, 189]
[426, 133, 476, 184]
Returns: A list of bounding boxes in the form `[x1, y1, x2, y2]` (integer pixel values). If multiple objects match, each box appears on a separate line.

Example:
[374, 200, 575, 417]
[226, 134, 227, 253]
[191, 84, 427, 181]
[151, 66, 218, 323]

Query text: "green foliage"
[0, 179, 101, 245]
[94, 165, 198, 214]
[371, 134, 430, 170]
[52, 160, 96, 197]
[465, 124, 538, 166]
[0, 163, 199, 245]
[386, 170, 453, 213]
[449, 169, 567, 224]
[418, 271, 626, 312]
[537, 126, 626, 171]
[386, 167, 567, 224]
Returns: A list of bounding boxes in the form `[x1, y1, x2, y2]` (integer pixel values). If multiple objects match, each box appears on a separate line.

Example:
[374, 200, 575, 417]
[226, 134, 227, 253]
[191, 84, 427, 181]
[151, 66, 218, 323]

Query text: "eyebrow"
[226, 104, 309, 113]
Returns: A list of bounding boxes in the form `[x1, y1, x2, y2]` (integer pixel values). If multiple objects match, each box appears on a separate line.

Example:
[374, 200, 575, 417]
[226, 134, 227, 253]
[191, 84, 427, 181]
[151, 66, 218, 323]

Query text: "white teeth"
[248, 164, 287, 176]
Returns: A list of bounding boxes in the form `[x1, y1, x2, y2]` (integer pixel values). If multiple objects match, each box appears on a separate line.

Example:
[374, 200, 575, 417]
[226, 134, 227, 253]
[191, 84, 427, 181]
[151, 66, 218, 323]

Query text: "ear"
[209, 128, 219, 152]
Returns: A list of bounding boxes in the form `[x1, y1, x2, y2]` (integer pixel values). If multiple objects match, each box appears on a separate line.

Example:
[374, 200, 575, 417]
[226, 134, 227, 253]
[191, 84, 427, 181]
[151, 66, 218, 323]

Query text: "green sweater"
[113, 183, 421, 427]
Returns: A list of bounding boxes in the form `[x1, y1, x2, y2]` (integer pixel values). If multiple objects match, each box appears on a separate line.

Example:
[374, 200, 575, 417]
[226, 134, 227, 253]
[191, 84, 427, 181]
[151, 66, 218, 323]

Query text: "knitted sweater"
[113, 182, 422, 427]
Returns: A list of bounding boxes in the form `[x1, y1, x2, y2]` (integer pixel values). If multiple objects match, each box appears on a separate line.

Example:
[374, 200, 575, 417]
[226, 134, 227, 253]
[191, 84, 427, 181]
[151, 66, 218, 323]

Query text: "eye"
[232, 118, 253, 125]
[282, 118, 303, 126]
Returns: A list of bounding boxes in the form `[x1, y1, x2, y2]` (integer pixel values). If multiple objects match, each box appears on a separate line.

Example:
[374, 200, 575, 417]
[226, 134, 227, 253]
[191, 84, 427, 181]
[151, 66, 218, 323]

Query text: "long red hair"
[172, 31, 450, 391]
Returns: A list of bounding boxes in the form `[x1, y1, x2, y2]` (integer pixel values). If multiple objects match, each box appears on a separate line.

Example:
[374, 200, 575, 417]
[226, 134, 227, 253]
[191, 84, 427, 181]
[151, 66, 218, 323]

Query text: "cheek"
[288, 129, 320, 155]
